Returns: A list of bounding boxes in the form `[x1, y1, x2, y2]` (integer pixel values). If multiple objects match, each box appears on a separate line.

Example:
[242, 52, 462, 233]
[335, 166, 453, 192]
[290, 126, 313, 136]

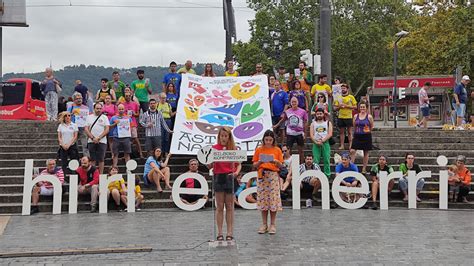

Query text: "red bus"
[0, 78, 47, 120]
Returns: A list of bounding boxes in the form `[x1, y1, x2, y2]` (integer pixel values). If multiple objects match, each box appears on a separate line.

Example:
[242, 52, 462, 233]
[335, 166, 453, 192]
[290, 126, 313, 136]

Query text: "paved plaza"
[0, 208, 473, 264]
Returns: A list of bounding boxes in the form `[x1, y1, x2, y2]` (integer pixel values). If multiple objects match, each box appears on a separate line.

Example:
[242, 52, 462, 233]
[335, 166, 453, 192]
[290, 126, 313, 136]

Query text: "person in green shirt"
[130, 69, 152, 112]
[107, 71, 126, 101]
[177, 60, 196, 74]
[398, 153, 424, 202]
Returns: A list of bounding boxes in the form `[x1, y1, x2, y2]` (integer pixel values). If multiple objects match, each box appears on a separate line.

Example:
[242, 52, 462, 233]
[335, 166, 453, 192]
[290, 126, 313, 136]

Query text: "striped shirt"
[139, 109, 171, 137]
[39, 167, 65, 189]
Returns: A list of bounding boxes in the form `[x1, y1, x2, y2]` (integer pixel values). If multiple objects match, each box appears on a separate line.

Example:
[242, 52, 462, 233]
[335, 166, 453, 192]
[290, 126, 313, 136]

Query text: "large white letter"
[437, 156, 449, 210]
[22, 160, 62, 215]
[408, 171, 431, 209]
[237, 171, 258, 210]
[331, 172, 369, 209]
[172, 172, 209, 211]
[379, 171, 402, 210]
[68, 160, 79, 214]
[126, 160, 137, 213]
[291, 155, 330, 210]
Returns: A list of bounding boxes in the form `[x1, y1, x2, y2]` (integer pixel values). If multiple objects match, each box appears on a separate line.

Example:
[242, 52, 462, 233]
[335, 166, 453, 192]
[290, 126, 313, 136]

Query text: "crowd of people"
[30, 61, 472, 239]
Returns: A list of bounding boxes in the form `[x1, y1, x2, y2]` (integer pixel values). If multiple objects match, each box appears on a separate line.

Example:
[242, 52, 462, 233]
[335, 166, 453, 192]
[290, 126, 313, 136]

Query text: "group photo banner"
[170, 74, 272, 155]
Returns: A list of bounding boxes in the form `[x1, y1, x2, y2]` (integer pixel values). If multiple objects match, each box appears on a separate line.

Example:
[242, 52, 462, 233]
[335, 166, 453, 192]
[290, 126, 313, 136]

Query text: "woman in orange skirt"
[252, 130, 284, 235]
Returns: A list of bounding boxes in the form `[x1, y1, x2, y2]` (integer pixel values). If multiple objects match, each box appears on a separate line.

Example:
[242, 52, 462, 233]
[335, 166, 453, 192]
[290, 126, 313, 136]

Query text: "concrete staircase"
[0, 120, 472, 213]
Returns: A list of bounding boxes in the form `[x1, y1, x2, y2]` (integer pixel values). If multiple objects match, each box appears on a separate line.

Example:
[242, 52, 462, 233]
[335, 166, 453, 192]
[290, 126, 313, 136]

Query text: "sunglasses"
[65, 114, 71, 117]
[318, 96, 324, 98]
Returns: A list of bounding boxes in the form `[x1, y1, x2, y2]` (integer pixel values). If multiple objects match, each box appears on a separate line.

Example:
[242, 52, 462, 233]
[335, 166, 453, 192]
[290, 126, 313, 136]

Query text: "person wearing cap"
[131, 69, 153, 112]
[452, 75, 470, 128]
[455, 155, 471, 203]
[335, 153, 360, 203]
[310, 107, 333, 178]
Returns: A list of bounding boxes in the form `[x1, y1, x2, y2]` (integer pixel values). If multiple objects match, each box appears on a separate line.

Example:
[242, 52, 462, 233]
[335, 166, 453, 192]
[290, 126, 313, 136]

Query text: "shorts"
[420, 106, 431, 117]
[112, 137, 132, 155]
[272, 115, 284, 129]
[302, 182, 313, 193]
[181, 194, 202, 203]
[213, 173, 234, 194]
[338, 118, 353, 128]
[145, 136, 162, 151]
[131, 127, 138, 138]
[287, 134, 304, 147]
[87, 143, 107, 162]
[452, 103, 466, 117]
[40, 186, 55, 196]
[351, 133, 372, 151]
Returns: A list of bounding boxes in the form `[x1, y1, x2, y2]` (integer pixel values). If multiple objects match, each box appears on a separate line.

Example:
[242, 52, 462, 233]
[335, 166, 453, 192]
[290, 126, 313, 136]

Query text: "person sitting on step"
[180, 159, 208, 205]
[30, 159, 65, 214]
[298, 154, 322, 202]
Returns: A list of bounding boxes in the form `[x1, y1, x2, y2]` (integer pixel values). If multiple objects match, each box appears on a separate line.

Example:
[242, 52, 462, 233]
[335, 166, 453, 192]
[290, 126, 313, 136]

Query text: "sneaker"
[30, 206, 39, 215]
[90, 204, 98, 213]
[403, 196, 408, 201]
[371, 202, 378, 210]
[416, 196, 422, 202]
[136, 208, 141, 211]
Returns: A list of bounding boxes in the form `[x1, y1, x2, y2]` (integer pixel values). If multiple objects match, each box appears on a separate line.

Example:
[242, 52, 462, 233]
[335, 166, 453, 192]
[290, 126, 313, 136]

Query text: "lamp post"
[392, 30, 409, 128]
[263, 30, 292, 67]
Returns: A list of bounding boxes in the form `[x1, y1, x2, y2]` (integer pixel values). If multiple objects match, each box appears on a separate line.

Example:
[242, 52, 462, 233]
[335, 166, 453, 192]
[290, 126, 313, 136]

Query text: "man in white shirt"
[84, 102, 109, 174]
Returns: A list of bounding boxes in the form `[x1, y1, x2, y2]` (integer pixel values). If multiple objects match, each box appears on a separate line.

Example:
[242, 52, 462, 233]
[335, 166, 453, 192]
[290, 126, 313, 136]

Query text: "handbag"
[55, 83, 62, 93]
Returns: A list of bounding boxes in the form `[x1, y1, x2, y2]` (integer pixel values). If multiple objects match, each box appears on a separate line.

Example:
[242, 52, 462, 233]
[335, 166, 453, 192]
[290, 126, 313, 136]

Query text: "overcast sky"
[2, 0, 255, 74]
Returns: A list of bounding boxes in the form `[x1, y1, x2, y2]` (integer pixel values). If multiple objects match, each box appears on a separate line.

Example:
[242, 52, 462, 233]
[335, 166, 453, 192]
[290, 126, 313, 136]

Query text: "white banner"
[170, 74, 272, 155]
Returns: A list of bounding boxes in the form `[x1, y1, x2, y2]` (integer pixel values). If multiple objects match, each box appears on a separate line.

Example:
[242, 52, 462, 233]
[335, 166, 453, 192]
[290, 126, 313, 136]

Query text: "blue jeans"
[161, 119, 172, 153]
[398, 176, 425, 193]
[452, 103, 466, 117]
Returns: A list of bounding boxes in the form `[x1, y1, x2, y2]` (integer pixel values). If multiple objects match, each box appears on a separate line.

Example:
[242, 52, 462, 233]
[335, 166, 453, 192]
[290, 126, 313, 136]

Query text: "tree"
[234, 0, 417, 96]
[399, 3, 473, 77]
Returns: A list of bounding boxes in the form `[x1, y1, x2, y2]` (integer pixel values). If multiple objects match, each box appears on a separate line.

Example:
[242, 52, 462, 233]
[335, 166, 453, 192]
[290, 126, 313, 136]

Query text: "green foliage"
[235, 0, 472, 97]
[400, 3, 473, 76]
[3, 64, 225, 97]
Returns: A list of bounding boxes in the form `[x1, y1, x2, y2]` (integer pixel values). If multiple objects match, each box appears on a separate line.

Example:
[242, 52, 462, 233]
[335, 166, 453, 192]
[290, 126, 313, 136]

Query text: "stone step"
[3, 179, 471, 194]
[0, 164, 468, 177]
[0, 146, 472, 158]
[1, 197, 473, 214]
[0, 156, 463, 168]
[4, 189, 474, 204]
[0, 199, 188, 214]
[2, 135, 473, 145]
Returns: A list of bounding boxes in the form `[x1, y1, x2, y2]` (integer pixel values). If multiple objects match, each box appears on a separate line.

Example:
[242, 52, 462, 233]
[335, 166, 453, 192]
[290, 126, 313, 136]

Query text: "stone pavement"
[0, 208, 473, 264]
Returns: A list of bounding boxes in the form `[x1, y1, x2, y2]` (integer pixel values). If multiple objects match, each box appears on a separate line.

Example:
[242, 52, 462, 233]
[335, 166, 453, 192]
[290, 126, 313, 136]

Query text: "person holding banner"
[109, 104, 132, 168]
[253, 130, 284, 235]
[210, 127, 241, 241]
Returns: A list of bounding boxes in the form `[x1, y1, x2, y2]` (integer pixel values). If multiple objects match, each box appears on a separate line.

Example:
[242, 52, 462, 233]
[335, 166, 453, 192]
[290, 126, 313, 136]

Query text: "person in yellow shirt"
[224, 61, 239, 77]
[333, 84, 357, 150]
[107, 166, 127, 211]
[311, 74, 332, 110]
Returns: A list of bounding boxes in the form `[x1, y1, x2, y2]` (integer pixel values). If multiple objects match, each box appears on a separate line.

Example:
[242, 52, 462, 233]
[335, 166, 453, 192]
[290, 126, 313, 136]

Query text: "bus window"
[0, 82, 26, 106]
[31, 82, 44, 101]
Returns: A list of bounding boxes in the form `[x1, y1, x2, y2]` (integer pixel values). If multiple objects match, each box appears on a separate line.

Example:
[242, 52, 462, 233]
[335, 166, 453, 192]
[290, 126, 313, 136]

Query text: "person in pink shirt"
[122, 91, 144, 158]
[274, 96, 308, 163]
[209, 127, 241, 241]
[102, 94, 118, 153]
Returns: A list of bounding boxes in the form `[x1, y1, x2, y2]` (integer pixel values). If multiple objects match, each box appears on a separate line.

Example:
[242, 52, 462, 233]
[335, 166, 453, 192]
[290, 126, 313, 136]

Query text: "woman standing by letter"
[211, 127, 241, 241]
[252, 130, 283, 235]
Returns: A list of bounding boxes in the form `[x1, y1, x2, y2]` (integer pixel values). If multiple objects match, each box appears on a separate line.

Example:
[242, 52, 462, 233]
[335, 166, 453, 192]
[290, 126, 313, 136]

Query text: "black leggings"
[59, 144, 79, 176]
[457, 186, 470, 202]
